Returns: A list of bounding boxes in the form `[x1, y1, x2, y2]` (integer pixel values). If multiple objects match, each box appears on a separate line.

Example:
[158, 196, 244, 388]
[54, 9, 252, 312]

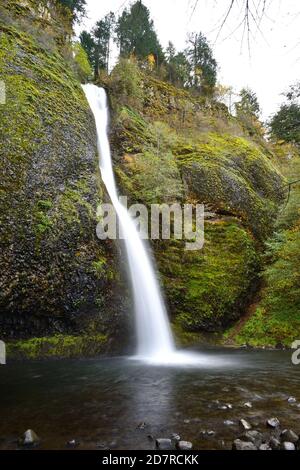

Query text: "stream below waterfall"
[0, 348, 299, 450]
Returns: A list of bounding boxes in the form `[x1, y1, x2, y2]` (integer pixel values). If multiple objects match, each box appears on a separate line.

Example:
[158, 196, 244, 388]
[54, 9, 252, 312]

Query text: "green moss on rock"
[0, 8, 125, 343]
[157, 221, 259, 332]
[224, 149, 300, 347]
[6, 333, 109, 359]
[109, 66, 285, 339]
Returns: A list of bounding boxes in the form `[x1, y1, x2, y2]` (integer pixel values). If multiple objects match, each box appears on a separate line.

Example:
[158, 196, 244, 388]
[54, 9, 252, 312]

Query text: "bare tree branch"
[190, 0, 278, 50]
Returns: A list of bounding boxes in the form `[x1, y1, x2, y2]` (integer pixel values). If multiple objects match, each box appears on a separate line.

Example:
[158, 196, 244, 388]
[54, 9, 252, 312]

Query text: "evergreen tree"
[285, 82, 300, 102]
[165, 43, 190, 88]
[186, 32, 217, 93]
[166, 41, 176, 62]
[80, 13, 115, 78]
[80, 30, 95, 69]
[235, 88, 260, 118]
[93, 12, 115, 74]
[270, 103, 300, 145]
[116, 0, 164, 64]
[57, 0, 86, 23]
[235, 88, 263, 137]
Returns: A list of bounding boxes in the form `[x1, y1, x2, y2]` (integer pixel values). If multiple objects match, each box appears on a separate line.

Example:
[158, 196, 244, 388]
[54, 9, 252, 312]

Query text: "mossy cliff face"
[107, 62, 284, 338]
[0, 2, 127, 353]
[224, 146, 300, 348]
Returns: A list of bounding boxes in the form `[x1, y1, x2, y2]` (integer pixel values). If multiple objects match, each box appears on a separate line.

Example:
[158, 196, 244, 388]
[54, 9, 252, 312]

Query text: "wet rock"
[243, 402, 252, 409]
[176, 441, 193, 450]
[23, 429, 40, 447]
[232, 439, 256, 450]
[287, 397, 297, 404]
[269, 437, 281, 450]
[242, 430, 263, 447]
[137, 422, 147, 430]
[183, 419, 191, 424]
[259, 443, 272, 450]
[266, 417, 280, 428]
[200, 430, 216, 436]
[97, 443, 110, 450]
[280, 429, 299, 444]
[281, 442, 296, 451]
[66, 439, 79, 448]
[156, 438, 173, 450]
[170, 433, 181, 443]
[224, 420, 235, 426]
[239, 419, 252, 430]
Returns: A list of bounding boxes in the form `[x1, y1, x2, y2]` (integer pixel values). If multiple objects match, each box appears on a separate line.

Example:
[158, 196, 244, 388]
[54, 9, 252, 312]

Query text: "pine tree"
[93, 12, 115, 74]
[235, 88, 260, 118]
[80, 30, 95, 69]
[186, 32, 217, 93]
[80, 13, 115, 78]
[116, 0, 164, 64]
[165, 43, 190, 88]
[57, 0, 86, 23]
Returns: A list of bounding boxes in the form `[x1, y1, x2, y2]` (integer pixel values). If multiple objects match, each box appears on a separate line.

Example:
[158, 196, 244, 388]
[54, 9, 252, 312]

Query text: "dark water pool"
[0, 348, 299, 450]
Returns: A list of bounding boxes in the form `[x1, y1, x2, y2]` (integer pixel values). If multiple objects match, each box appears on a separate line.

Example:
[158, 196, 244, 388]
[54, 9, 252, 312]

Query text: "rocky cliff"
[0, 1, 129, 357]
[1, 3, 297, 358]
[107, 61, 284, 344]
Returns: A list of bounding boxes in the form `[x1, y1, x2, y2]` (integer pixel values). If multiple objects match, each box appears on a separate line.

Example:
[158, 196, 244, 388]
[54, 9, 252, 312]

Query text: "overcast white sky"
[76, 0, 300, 120]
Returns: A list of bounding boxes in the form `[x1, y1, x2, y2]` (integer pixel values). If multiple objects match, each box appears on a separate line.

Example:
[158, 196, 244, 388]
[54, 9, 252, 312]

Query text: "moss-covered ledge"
[6, 334, 109, 360]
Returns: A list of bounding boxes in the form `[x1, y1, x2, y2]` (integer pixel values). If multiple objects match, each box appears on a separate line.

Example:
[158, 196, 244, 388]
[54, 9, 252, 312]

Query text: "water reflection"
[0, 349, 299, 450]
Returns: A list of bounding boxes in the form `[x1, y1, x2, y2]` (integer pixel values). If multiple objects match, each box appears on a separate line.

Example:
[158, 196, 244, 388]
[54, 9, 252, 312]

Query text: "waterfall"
[82, 84, 175, 361]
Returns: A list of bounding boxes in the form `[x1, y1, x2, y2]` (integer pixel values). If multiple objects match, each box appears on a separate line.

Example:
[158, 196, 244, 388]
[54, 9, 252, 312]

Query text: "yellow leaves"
[147, 53, 156, 70]
[123, 154, 134, 164]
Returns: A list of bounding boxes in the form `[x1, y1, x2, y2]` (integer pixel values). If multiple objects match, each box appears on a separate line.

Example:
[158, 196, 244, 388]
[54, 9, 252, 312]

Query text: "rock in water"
[269, 437, 281, 450]
[155, 438, 173, 450]
[287, 397, 297, 404]
[266, 417, 280, 428]
[239, 419, 252, 430]
[176, 441, 193, 450]
[23, 429, 40, 447]
[280, 429, 299, 443]
[281, 442, 296, 451]
[242, 430, 263, 447]
[170, 433, 181, 443]
[66, 439, 79, 448]
[243, 402, 252, 409]
[232, 439, 256, 450]
[137, 422, 147, 430]
[259, 444, 272, 450]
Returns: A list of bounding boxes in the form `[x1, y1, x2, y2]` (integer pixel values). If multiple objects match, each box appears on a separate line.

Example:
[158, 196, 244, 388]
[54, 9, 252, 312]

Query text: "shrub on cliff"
[109, 58, 143, 109]
[73, 42, 93, 82]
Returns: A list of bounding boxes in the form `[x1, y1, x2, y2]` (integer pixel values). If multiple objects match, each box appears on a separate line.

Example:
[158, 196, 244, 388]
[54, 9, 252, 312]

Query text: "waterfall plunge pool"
[0, 348, 299, 450]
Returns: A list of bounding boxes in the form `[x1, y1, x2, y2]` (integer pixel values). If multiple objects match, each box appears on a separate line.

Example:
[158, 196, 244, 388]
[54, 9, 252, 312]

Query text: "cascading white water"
[82, 84, 175, 361]
[82, 85, 235, 367]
